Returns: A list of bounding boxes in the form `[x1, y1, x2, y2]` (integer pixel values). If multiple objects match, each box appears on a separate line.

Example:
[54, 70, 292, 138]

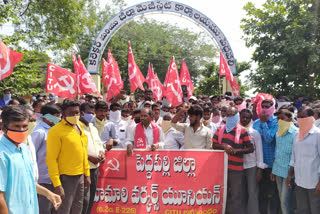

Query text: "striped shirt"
[212, 125, 252, 171]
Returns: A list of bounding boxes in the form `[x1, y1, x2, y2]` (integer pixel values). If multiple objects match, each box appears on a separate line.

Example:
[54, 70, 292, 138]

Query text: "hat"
[144, 101, 152, 105]
[189, 96, 197, 101]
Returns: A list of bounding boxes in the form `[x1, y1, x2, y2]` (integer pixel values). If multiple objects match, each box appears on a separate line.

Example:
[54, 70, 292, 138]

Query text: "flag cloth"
[220, 52, 240, 97]
[78, 55, 100, 96]
[72, 51, 82, 95]
[252, 93, 274, 116]
[46, 63, 77, 99]
[102, 48, 124, 101]
[162, 57, 183, 107]
[149, 65, 163, 102]
[145, 63, 154, 88]
[0, 40, 23, 80]
[128, 42, 145, 92]
[179, 59, 194, 98]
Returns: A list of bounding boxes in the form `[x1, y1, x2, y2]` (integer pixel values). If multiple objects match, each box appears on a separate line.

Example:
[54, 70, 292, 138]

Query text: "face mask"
[297, 116, 315, 140]
[134, 118, 140, 124]
[143, 121, 150, 127]
[261, 105, 275, 120]
[3, 94, 11, 102]
[212, 115, 221, 124]
[277, 119, 292, 137]
[121, 116, 130, 121]
[203, 118, 211, 126]
[28, 122, 37, 135]
[6, 127, 29, 143]
[226, 113, 240, 133]
[66, 115, 80, 125]
[83, 113, 95, 123]
[235, 101, 247, 112]
[43, 113, 60, 125]
[162, 120, 171, 133]
[110, 110, 121, 122]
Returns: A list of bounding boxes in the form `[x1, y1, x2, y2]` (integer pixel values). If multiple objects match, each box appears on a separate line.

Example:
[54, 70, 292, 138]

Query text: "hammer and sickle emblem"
[81, 73, 96, 90]
[105, 158, 120, 172]
[54, 75, 76, 94]
[0, 48, 10, 79]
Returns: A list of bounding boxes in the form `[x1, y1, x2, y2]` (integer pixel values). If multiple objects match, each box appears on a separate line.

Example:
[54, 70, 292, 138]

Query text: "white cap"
[189, 96, 197, 101]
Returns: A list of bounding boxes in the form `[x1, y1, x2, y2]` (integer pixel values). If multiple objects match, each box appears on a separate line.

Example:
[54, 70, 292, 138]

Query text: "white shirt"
[206, 122, 219, 137]
[24, 136, 39, 182]
[315, 118, 320, 129]
[126, 123, 165, 149]
[113, 120, 129, 148]
[243, 127, 266, 169]
[100, 121, 116, 144]
[155, 117, 163, 126]
[164, 128, 185, 150]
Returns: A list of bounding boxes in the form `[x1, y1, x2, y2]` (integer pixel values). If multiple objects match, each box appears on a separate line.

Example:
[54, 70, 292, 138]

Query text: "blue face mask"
[3, 94, 11, 102]
[160, 110, 165, 117]
[42, 114, 61, 125]
[226, 113, 240, 133]
[83, 113, 95, 123]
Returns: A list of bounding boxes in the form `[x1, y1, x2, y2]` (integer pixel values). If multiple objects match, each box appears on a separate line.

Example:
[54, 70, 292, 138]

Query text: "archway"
[87, 0, 237, 76]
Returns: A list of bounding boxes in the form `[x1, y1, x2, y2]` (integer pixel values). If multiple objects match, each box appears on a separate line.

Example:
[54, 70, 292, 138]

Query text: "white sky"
[100, 0, 264, 95]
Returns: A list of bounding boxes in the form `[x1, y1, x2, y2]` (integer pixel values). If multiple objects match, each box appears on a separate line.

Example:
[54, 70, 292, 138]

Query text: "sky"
[100, 0, 264, 95]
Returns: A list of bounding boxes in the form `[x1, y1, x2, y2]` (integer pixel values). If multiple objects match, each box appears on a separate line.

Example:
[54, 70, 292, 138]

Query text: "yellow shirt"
[46, 119, 90, 187]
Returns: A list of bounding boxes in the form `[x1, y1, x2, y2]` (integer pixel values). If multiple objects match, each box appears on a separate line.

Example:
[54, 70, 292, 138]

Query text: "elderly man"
[126, 108, 164, 156]
[162, 113, 184, 150]
[171, 104, 212, 150]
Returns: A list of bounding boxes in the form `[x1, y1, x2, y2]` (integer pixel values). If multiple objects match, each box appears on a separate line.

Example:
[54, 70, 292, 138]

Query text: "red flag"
[72, 51, 82, 95]
[128, 42, 145, 92]
[180, 59, 194, 98]
[163, 57, 183, 107]
[220, 53, 240, 97]
[252, 93, 274, 115]
[78, 56, 100, 96]
[102, 48, 124, 101]
[0, 40, 23, 80]
[148, 65, 163, 102]
[46, 63, 77, 99]
[145, 63, 154, 88]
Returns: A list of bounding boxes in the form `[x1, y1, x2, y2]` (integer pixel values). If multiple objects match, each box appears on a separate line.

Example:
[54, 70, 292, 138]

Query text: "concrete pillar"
[91, 74, 101, 94]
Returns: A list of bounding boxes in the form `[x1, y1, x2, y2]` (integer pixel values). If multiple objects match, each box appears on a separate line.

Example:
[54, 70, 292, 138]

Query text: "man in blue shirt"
[253, 99, 280, 214]
[0, 105, 39, 213]
[271, 109, 298, 214]
[0, 89, 12, 108]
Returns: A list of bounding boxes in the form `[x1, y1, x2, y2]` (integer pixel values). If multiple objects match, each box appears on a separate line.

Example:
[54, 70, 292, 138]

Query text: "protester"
[94, 101, 109, 136]
[271, 109, 297, 214]
[31, 103, 61, 213]
[0, 89, 12, 108]
[126, 108, 164, 156]
[171, 104, 212, 149]
[79, 102, 105, 214]
[252, 99, 280, 214]
[152, 103, 162, 126]
[162, 113, 184, 150]
[286, 106, 320, 214]
[212, 106, 253, 214]
[46, 99, 90, 213]
[240, 109, 265, 214]
[137, 89, 153, 108]
[202, 107, 218, 136]
[313, 108, 320, 128]
[33, 100, 45, 122]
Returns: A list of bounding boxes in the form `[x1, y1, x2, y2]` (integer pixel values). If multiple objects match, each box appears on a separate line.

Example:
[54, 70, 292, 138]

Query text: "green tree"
[241, 0, 320, 99]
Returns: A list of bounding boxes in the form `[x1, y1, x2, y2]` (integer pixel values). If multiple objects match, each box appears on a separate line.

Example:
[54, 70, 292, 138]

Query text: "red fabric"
[218, 125, 241, 144]
[180, 59, 194, 98]
[134, 122, 159, 149]
[46, 63, 77, 99]
[72, 52, 82, 95]
[145, 63, 154, 88]
[252, 93, 274, 116]
[128, 42, 145, 92]
[0, 40, 23, 80]
[77, 56, 100, 96]
[102, 48, 123, 101]
[146, 64, 163, 102]
[220, 52, 240, 97]
[162, 57, 183, 107]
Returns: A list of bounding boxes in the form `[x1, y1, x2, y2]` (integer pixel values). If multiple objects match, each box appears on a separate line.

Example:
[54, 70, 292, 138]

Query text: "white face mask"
[110, 110, 121, 122]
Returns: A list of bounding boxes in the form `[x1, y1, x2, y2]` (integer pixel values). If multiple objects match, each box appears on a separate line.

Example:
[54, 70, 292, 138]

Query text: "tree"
[194, 61, 251, 97]
[241, 0, 320, 99]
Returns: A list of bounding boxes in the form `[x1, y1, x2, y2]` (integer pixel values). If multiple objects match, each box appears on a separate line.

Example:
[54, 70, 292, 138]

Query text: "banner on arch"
[91, 150, 227, 214]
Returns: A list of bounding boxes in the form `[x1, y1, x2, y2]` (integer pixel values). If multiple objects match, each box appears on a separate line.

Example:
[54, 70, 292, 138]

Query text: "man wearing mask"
[270, 109, 297, 214]
[126, 108, 164, 156]
[31, 103, 61, 213]
[79, 103, 105, 214]
[162, 113, 184, 150]
[286, 106, 320, 214]
[171, 104, 212, 149]
[240, 109, 265, 214]
[152, 104, 162, 126]
[212, 106, 253, 214]
[32, 100, 45, 123]
[94, 101, 109, 136]
[137, 89, 154, 108]
[0, 89, 12, 108]
[46, 99, 90, 213]
[252, 99, 280, 214]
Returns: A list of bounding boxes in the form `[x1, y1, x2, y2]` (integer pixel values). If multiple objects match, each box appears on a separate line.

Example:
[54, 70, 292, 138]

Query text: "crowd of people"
[0, 88, 319, 214]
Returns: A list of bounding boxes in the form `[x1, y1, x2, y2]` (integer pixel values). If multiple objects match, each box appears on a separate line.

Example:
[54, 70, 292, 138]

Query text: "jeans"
[38, 183, 54, 214]
[275, 176, 294, 214]
[226, 170, 245, 214]
[82, 168, 99, 214]
[295, 185, 320, 214]
[244, 167, 260, 214]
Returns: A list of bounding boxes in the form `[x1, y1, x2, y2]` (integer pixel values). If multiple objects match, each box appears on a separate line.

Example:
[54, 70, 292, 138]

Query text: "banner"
[91, 150, 227, 214]
[0, 40, 23, 80]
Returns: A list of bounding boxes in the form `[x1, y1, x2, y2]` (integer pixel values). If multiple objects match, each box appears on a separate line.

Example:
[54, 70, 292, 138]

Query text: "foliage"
[0, 39, 50, 96]
[194, 61, 251, 97]
[241, 0, 320, 99]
